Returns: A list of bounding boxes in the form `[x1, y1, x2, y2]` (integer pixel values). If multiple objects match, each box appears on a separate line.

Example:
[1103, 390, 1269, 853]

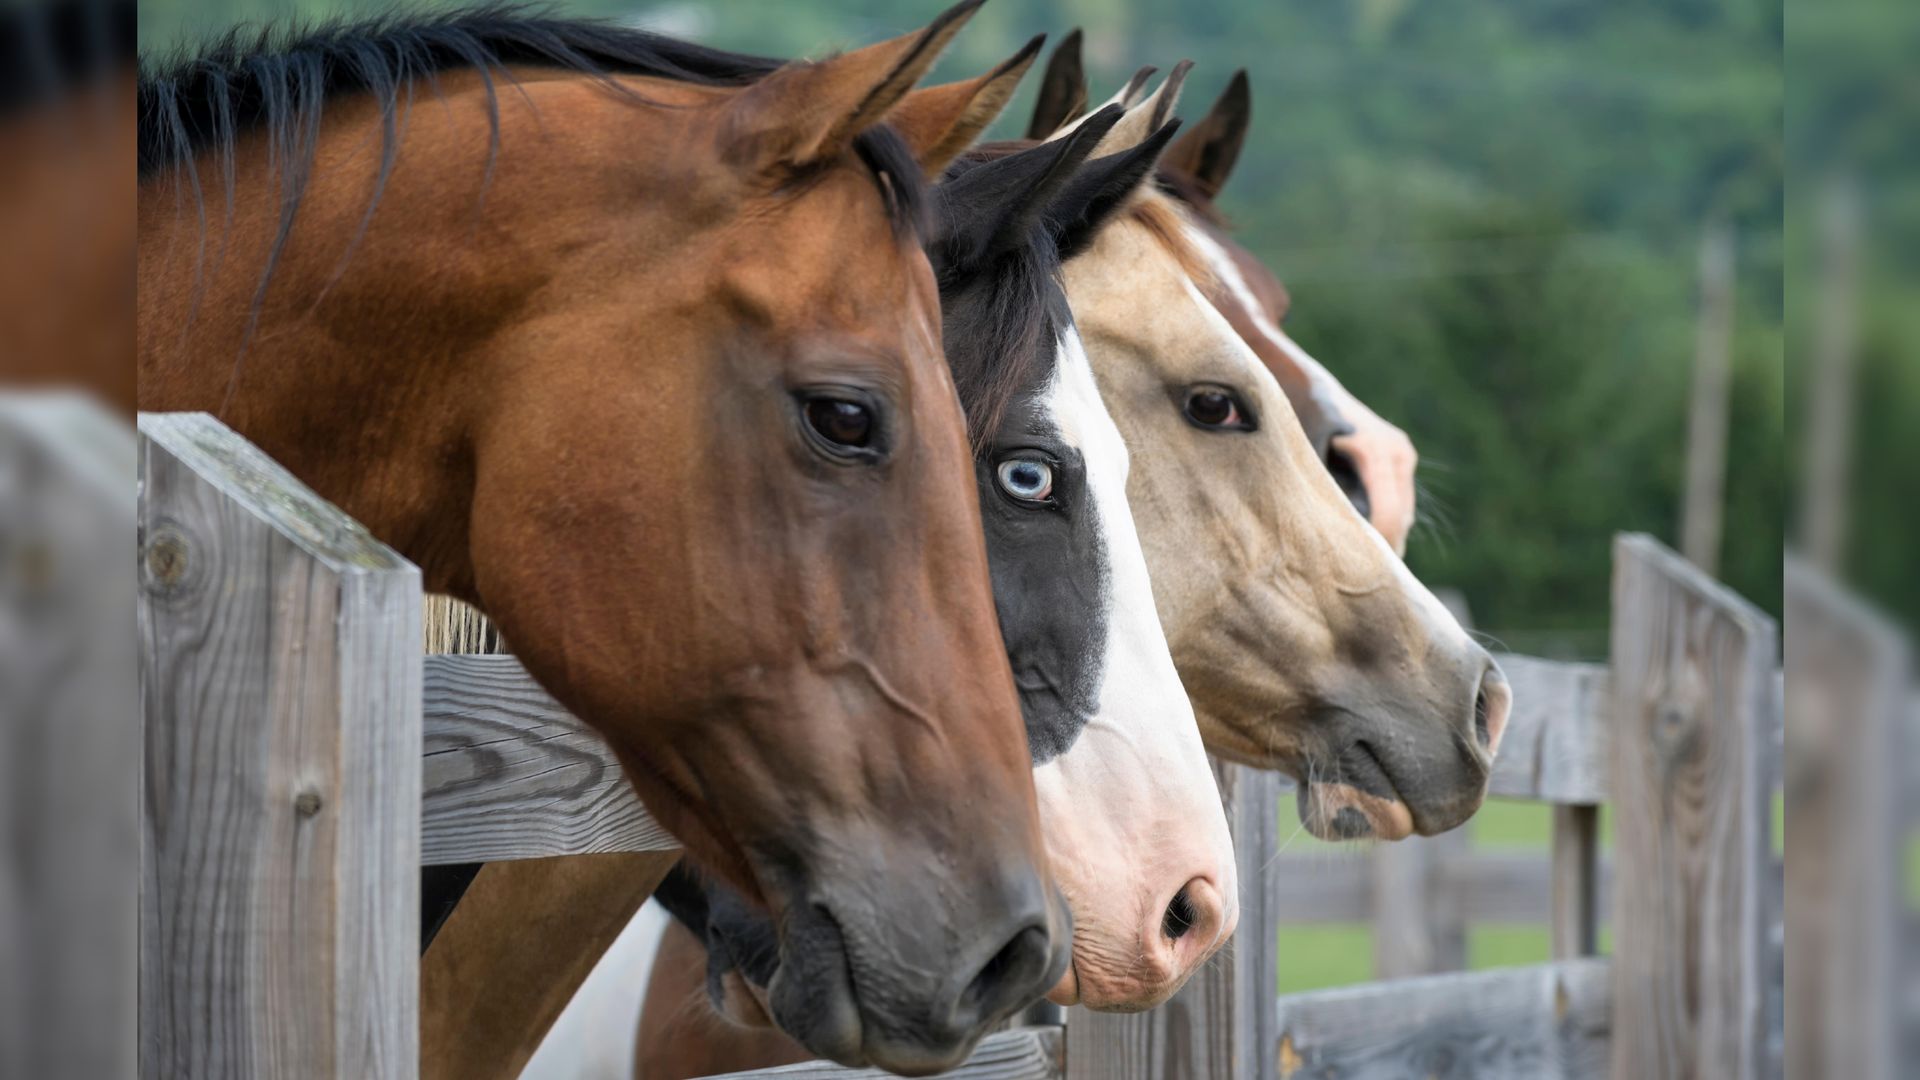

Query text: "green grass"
[1467, 925, 1549, 969]
[1276, 926, 1374, 993]
[1469, 799, 1550, 847]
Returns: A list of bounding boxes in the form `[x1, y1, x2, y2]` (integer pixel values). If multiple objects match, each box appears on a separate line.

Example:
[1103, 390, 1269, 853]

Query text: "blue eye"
[996, 458, 1054, 503]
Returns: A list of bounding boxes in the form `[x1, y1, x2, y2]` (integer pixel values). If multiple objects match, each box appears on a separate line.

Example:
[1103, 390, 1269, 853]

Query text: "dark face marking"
[942, 277, 1109, 764]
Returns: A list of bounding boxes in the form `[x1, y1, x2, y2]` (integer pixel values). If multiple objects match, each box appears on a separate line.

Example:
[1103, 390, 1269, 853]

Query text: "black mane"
[136, 4, 794, 180]
[138, 4, 928, 339]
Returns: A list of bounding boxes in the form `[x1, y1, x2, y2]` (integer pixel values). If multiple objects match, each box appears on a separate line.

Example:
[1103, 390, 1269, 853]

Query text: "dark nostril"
[960, 924, 1049, 1016]
[1162, 887, 1196, 941]
[1474, 686, 1491, 748]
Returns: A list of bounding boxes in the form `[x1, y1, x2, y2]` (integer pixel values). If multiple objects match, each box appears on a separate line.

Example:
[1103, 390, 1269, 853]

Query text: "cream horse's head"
[1052, 71, 1510, 840]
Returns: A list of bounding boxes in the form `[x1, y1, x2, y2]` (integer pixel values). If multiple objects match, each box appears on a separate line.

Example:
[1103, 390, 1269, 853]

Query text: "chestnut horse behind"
[137, 5, 1067, 1072]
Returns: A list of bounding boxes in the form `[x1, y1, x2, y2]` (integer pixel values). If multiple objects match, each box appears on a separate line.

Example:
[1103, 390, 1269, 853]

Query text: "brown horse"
[1031, 33, 1422, 554]
[137, 5, 1069, 1071]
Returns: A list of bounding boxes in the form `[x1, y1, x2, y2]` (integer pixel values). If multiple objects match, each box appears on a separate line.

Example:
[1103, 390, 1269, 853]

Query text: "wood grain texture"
[1273, 959, 1611, 1080]
[1606, 534, 1775, 1080]
[1783, 562, 1906, 1080]
[1490, 655, 1612, 804]
[1064, 758, 1280, 1080]
[699, 1026, 1064, 1080]
[138, 413, 421, 1079]
[0, 396, 137, 1080]
[421, 654, 677, 863]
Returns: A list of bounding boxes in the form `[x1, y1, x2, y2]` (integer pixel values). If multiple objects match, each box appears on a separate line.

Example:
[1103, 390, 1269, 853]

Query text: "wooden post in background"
[1798, 179, 1861, 574]
[1783, 562, 1904, 1080]
[1607, 534, 1775, 1080]
[1549, 805, 1601, 960]
[1680, 221, 1736, 577]
[139, 414, 422, 1079]
[1064, 758, 1280, 1080]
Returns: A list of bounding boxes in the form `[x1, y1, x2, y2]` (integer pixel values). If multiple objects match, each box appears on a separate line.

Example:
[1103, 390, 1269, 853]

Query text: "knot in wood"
[1651, 699, 1703, 768]
[294, 790, 324, 818]
[143, 528, 191, 593]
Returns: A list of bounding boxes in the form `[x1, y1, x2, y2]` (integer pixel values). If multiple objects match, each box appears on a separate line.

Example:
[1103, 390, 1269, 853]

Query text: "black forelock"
[933, 150, 1069, 456]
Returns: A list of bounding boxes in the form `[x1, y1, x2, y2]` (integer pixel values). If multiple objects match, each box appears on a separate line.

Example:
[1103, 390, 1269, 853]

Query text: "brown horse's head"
[1051, 84, 1510, 842]
[136, 6, 1067, 1069]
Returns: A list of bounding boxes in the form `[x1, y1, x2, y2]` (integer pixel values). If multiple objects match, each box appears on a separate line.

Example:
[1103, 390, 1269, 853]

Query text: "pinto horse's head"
[930, 103, 1241, 1010]
[1052, 85, 1510, 843]
[135, 4, 1068, 1071]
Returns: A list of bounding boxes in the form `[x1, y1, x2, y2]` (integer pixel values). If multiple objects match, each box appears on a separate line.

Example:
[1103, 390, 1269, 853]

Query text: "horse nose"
[947, 915, 1058, 1032]
[1474, 659, 1512, 758]
[829, 878, 1068, 1075]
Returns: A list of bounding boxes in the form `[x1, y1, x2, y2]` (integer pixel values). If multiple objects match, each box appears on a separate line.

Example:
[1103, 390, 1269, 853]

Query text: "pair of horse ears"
[722, 0, 1040, 180]
[1026, 29, 1253, 201]
[935, 104, 1182, 270]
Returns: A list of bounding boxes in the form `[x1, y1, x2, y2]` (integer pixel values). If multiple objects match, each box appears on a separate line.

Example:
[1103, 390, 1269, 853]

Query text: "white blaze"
[1029, 325, 1238, 1006]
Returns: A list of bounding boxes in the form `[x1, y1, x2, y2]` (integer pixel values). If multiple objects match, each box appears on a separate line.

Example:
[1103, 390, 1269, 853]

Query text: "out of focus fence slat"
[1607, 534, 1777, 1080]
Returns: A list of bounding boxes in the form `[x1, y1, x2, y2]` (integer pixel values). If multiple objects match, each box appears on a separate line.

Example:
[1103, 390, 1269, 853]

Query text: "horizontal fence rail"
[422, 654, 674, 863]
[1274, 959, 1612, 1080]
[702, 1029, 1063, 1080]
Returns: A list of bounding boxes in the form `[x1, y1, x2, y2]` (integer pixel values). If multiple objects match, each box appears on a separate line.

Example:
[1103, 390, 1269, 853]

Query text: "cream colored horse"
[1052, 75, 1508, 839]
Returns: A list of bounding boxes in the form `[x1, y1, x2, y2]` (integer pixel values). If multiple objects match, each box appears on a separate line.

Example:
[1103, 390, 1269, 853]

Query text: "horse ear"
[1047, 118, 1183, 261]
[934, 105, 1125, 270]
[1162, 70, 1251, 199]
[1043, 64, 1157, 143]
[887, 34, 1044, 179]
[1024, 28, 1087, 139]
[1085, 60, 1192, 158]
[722, 0, 982, 174]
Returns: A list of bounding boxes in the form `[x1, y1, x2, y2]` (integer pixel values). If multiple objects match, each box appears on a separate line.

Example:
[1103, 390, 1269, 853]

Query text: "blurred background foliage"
[140, 0, 1788, 657]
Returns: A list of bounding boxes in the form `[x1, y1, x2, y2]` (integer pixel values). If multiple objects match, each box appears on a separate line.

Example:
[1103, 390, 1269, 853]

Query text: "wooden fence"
[137, 412, 1803, 1080]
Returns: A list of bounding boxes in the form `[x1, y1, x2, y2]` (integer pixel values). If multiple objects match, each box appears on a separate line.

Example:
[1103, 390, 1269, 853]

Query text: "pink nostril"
[1162, 887, 1197, 941]
[1476, 667, 1512, 756]
[1161, 877, 1229, 949]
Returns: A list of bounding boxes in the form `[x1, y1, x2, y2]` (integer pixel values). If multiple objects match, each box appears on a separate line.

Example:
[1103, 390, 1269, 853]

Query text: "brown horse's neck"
[137, 69, 709, 599]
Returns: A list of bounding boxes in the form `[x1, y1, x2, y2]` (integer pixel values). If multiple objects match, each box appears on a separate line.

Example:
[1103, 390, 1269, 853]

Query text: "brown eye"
[1184, 386, 1251, 430]
[805, 397, 873, 448]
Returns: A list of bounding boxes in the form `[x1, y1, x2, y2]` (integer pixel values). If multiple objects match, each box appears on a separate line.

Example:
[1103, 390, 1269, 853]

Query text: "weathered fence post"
[1607, 533, 1776, 1080]
[1782, 561, 1906, 1080]
[138, 413, 422, 1079]
[1064, 757, 1280, 1080]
